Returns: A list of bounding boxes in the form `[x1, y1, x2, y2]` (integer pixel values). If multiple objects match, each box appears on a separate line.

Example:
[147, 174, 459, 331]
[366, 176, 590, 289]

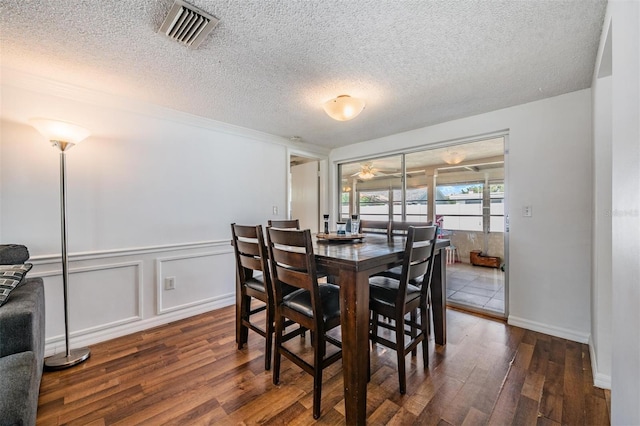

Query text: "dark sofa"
[0, 245, 45, 426]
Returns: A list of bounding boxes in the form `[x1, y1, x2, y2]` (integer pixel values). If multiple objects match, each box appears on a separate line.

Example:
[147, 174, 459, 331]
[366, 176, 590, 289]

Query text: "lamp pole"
[44, 140, 91, 369]
[60, 147, 71, 359]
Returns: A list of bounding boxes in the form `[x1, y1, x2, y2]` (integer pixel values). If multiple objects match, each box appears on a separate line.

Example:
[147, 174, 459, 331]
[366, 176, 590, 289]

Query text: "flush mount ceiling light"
[442, 149, 466, 165]
[323, 95, 366, 121]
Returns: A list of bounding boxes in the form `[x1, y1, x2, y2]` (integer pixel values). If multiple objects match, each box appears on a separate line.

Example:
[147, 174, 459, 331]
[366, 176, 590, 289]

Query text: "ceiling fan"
[351, 162, 397, 180]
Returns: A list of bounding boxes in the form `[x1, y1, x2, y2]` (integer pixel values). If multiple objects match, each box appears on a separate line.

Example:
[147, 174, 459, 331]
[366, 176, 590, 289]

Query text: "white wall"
[590, 11, 613, 389]
[0, 69, 328, 355]
[609, 1, 640, 424]
[330, 89, 593, 343]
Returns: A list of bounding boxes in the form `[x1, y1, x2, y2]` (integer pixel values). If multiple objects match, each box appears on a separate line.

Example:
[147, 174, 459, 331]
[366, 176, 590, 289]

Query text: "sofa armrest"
[0, 351, 39, 426]
[0, 278, 45, 366]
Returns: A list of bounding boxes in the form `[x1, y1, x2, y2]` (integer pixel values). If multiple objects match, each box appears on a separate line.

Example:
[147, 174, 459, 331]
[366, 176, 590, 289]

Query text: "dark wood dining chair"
[266, 227, 342, 419]
[230, 223, 277, 370]
[369, 225, 438, 394]
[359, 220, 391, 238]
[267, 219, 300, 229]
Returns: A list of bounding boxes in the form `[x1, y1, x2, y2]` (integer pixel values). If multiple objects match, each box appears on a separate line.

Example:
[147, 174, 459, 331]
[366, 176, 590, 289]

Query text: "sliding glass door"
[337, 136, 507, 317]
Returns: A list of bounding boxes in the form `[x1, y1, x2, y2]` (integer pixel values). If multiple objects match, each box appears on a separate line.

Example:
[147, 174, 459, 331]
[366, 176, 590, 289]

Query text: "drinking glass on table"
[351, 215, 360, 234]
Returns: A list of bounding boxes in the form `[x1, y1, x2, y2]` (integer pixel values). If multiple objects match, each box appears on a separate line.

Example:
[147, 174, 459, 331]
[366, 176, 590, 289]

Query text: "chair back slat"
[271, 248, 308, 271]
[268, 227, 307, 246]
[275, 264, 314, 291]
[239, 255, 262, 271]
[359, 220, 391, 237]
[234, 225, 262, 239]
[268, 219, 300, 229]
[391, 220, 433, 237]
[236, 239, 261, 257]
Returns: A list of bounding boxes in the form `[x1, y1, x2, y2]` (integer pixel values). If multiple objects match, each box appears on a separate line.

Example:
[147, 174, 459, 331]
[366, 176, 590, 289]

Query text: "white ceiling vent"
[159, 0, 219, 49]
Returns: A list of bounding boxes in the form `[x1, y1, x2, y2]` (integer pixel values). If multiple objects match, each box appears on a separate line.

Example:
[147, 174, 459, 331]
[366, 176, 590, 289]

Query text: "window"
[359, 190, 390, 220]
[338, 155, 403, 222]
[404, 187, 427, 221]
[435, 183, 483, 231]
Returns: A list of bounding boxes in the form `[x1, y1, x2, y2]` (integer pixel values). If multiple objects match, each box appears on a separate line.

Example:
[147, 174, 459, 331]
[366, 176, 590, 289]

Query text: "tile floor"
[446, 262, 505, 316]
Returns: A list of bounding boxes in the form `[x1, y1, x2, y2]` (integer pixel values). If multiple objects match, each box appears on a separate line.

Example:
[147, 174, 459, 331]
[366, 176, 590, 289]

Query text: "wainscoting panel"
[156, 248, 235, 315]
[33, 261, 143, 348]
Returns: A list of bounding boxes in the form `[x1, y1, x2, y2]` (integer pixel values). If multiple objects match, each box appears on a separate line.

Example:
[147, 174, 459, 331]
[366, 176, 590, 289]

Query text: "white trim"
[1, 67, 330, 156]
[507, 315, 590, 344]
[589, 334, 612, 389]
[29, 239, 231, 264]
[44, 295, 234, 356]
[155, 249, 234, 315]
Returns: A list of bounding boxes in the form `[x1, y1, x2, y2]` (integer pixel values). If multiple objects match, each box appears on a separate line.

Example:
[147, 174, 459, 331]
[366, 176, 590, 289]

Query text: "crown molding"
[0, 67, 330, 156]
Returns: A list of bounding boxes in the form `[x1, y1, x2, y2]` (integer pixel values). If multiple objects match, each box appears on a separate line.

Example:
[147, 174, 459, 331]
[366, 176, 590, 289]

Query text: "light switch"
[523, 205, 533, 217]
[272, 206, 278, 215]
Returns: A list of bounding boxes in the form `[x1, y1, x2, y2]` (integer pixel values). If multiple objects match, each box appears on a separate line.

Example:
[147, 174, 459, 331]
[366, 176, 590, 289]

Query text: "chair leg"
[395, 315, 407, 395]
[410, 309, 417, 356]
[237, 294, 250, 349]
[367, 339, 371, 382]
[312, 328, 324, 419]
[427, 292, 432, 336]
[420, 305, 429, 368]
[265, 303, 274, 371]
[273, 315, 283, 386]
[371, 312, 379, 342]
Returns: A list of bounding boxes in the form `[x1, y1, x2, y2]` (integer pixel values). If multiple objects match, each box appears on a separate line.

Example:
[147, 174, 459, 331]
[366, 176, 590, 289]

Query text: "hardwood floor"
[37, 305, 610, 425]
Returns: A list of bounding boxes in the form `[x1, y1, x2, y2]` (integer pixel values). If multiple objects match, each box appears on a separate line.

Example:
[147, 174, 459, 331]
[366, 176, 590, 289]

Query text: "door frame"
[286, 148, 328, 232]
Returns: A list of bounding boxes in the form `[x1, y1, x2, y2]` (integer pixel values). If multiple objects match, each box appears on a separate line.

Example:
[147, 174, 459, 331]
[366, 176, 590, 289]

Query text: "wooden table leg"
[339, 268, 369, 425]
[430, 249, 447, 346]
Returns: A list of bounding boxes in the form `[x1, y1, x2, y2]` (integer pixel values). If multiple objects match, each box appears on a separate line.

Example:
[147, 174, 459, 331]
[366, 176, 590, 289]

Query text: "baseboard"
[507, 315, 590, 344]
[589, 335, 612, 389]
[44, 295, 235, 357]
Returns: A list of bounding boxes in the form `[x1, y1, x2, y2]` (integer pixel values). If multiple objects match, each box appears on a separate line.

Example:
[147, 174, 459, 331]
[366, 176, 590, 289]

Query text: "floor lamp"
[29, 118, 92, 370]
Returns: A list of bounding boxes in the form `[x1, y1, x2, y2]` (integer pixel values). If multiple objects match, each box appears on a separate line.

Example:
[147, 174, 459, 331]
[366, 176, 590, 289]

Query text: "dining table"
[313, 233, 450, 425]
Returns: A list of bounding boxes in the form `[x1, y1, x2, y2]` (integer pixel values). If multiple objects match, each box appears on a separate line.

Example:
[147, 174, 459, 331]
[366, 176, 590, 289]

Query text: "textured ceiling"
[0, 0, 606, 149]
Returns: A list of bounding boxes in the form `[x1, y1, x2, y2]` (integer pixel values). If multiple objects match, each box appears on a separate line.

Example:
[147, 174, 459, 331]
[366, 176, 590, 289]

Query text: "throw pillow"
[0, 263, 33, 307]
[0, 244, 30, 265]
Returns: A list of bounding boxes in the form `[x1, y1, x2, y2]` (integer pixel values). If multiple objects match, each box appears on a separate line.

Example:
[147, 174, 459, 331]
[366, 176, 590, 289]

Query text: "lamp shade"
[323, 95, 365, 121]
[29, 118, 91, 146]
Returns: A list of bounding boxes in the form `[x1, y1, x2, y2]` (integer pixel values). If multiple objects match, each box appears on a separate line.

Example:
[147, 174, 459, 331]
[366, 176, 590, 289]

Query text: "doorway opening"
[289, 153, 324, 233]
